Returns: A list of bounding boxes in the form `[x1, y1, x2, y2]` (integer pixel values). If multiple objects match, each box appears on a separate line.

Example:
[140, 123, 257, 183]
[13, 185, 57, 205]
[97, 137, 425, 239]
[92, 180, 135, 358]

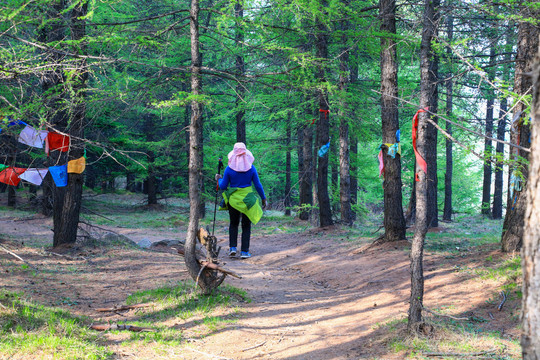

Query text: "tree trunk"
[379, 0, 406, 240]
[235, 2, 246, 144]
[442, 10, 453, 222]
[492, 99, 507, 219]
[408, 0, 438, 332]
[185, 0, 223, 294]
[299, 121, 313, 220]
[481, 46, 496, 216]
[521, 51, 540, 360]
[40, 0, 65, 219]
[337, 15, 352, 226]
[493, 35, 512, 220]
[350, 136, 358, 221]
[315, 1, 333, 227]
[53, 1, 87, 248]
[425, 0, 440, 229]
[501, 17, 539, 252]
[284, 121, 292, 216]
[143, 114, 158, 205]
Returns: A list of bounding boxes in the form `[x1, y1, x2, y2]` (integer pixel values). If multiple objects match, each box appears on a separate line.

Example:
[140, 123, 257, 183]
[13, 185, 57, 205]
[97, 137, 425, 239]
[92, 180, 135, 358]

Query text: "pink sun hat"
[228, 142, 254, 172]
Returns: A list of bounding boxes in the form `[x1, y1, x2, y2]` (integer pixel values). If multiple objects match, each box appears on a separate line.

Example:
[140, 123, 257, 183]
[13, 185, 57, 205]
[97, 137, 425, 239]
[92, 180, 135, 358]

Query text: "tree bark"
[185, 0, 222, 294]
[52, 1, 87, 247]
[235, 1, 246, 144]
[315, 1, 333, 227]
[350, 136, 358, 221]
[481, 46, 496, 216]
[379, 0, 406, 240]
[284, 121, 292, 216]
[521, 49, 540, 360]
[442, 10, 453, 222]
[408, 0, 438, 332]
[425, 0, 440, 229]
[501, 16, 539, 252]
[338, 17, 352, 226]
[299, 120, 313, 220]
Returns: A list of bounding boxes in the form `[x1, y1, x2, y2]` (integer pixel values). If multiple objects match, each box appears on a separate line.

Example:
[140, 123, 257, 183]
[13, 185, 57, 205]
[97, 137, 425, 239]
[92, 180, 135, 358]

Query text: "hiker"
[215, 142, 267, 259]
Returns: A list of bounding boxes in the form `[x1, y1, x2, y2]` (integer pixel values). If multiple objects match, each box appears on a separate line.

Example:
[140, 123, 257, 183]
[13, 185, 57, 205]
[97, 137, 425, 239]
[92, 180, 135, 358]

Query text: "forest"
[1, 0, 540, 358]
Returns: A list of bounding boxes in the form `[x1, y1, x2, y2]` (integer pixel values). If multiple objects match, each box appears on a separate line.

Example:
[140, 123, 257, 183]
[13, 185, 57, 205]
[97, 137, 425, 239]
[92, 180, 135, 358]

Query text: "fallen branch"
[95, 303, 152, 312]
[242, 340, 267, 352]
[199, 261, 242, 279]
[45, 251, 87, 261]
[422, 306, 469, 321]
[89, 323, 156, 332]
[423, 349, 496, 357]
[498, 291, 507, 311]
[0, 245, 38, 271]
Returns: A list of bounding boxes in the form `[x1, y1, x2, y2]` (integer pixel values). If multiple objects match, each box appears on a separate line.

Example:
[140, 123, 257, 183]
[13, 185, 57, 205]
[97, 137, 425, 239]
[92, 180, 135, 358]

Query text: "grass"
[380, 316, 520, 360]
[0, 291, 112, 360]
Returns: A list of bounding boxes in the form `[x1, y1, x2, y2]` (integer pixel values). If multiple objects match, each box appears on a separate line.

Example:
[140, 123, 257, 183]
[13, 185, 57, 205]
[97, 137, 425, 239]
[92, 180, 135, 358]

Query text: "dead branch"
[95, 303, 152, 312]
[0, 245, 38, 271]
[423, 349, 496, 357]
[497, 291, 507, 311]
[81, 206, 115, 221]
[199, 261, 242, 279]
[242, 340, 267, 352]
[89, 323, 156, 332]
[422, 306, 469, 321]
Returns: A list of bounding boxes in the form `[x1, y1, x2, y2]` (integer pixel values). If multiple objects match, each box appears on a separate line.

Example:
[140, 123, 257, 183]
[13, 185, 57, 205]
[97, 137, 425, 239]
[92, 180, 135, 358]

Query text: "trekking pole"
[212, 157, 223, 236]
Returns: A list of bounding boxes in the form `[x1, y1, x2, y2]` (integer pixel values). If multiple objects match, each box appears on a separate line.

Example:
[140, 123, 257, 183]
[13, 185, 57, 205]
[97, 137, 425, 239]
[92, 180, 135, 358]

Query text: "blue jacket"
[218, 165, 266, 200]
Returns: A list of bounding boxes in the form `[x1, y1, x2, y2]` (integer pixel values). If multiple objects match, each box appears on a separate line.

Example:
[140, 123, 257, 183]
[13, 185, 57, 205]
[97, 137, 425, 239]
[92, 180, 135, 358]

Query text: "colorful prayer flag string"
[412, 107, 428, 181]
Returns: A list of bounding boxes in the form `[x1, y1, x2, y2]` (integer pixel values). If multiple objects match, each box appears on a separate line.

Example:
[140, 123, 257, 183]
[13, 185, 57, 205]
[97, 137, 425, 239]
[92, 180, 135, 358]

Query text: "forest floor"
[0, 192, 522, 359]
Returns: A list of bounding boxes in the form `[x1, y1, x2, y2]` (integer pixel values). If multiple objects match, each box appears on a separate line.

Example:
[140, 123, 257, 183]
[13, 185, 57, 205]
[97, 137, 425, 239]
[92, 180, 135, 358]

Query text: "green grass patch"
[380, 316, 520, 359]
[0, 291, 111, 360]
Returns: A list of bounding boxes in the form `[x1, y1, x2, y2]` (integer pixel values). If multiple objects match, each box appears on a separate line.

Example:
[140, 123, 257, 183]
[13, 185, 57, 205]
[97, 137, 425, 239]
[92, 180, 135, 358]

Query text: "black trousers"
[229, 206, 251, 252]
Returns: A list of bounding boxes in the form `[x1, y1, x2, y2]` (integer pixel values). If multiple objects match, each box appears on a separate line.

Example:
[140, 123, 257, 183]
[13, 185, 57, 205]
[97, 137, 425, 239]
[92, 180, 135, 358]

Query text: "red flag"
[45, 132, 70, 154]
[0, 167, 26, 186]
[412, 108, 428, 181]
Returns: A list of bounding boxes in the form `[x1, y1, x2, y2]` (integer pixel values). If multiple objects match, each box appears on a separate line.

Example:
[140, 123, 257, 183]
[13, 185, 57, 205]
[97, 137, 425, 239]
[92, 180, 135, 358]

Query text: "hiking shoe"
[240, 251, 251, 259]
[229, 247, 237, 257]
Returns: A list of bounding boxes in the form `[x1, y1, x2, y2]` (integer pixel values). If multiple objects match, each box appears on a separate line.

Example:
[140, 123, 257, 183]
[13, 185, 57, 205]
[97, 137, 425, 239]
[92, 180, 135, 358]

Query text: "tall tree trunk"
[521, 50, 540, 360]
[235, 2, 246, 143]
[143, 114, 158, 205]
[408, 0, 438, 332]
[284, 121, 292, 216]
[350, 136, 358, 221]
[185, 0, 223, 294]
[53, 1, 87, 247]
[315, 1, 333, 227]
[299, 121, 313, 220]
[481, 46, 496, 216]
[338, 15, 352, 226]
[492, 100, 507, 219]
[40, 0, 66, 218]
[501, 16, 539, 252]
[442, 9, 453, 222]
[425, 1, 440, 229]
[297, 125, 304, 216]
[379, 0, 405, 240]
[493, 35, 512, 220]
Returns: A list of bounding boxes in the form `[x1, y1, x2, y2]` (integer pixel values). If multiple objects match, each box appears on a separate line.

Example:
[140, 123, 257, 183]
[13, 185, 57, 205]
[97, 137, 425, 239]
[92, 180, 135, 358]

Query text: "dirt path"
[0, 214, 520, 360]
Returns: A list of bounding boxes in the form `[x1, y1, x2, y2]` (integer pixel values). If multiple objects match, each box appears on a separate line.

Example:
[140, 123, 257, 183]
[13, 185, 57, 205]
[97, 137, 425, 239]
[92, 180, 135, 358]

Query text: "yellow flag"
[67, 156, 86, 174]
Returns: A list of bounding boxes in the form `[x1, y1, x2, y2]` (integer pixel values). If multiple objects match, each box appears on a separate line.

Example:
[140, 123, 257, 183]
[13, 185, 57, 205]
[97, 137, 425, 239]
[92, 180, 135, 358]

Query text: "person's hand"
[262, 198, 267, 209]
[215, 174, 222, 181]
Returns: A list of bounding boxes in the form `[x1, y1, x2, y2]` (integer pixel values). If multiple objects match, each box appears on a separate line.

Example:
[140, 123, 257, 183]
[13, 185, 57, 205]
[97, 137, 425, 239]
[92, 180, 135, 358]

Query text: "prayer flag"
[0, 167, 26, 186]
[412, 108, 428, 181]
[19, 168, 48, 186]
[318, 141, 330, 157]
[45, 132, 70, 154]
[18, 126, 48, 148]
[67, 156, 86, 174]
[49, 164, 68, 187]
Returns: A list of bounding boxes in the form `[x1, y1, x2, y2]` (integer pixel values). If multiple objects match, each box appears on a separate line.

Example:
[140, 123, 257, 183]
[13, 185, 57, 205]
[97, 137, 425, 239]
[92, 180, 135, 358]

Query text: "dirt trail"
[0, 213, 519, 360]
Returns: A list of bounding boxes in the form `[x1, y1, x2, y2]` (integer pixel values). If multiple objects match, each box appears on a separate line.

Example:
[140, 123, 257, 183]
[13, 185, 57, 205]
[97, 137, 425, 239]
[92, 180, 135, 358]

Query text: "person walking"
[215, 142, 267, 259]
